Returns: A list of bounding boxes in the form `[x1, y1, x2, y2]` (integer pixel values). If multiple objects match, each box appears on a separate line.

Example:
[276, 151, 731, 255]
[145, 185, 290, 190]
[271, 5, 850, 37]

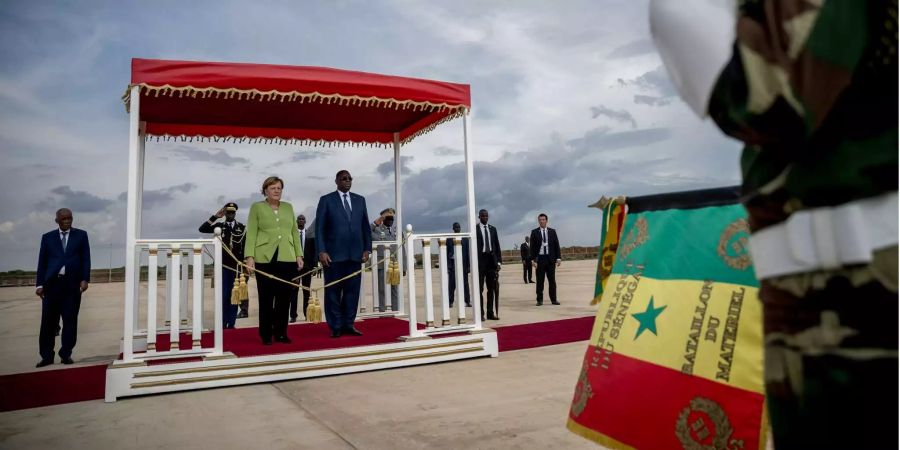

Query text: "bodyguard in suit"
[199, 202, 246, 328]
[475, 209, 502, 320]
[447, 222, 471, 307]
[35, 208, 91, 367]
[530, 213, 562, 306]
[290, 214, 317, 322]
[520, 236, 533, 283]
[316, 170, 372, 337]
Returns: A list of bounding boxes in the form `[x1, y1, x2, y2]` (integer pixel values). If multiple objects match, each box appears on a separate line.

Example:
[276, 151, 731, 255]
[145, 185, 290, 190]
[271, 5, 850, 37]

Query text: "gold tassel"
[231, 270, 250, 305]
[230, 273, 242, 305]
[306, 294, 323, 323]
[387, 259, 401, 286]
[238, 272, 249, 302]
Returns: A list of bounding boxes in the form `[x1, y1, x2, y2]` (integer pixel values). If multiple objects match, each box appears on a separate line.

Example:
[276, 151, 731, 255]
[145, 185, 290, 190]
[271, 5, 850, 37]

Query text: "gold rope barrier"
[206, 231, 410, 322]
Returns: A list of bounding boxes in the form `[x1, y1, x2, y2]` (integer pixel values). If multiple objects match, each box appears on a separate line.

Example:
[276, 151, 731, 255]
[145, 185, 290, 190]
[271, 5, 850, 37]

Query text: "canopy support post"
[393, 133, 406, 316]
[463, 114, 482, 329]
[122, 86, 143, 361]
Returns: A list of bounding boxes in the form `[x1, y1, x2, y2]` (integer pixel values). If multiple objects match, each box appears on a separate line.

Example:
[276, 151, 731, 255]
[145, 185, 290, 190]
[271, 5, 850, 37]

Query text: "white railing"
[121, 230, 223, 362]
[359, 240, 405, 318]
[404, 226, 482, 339]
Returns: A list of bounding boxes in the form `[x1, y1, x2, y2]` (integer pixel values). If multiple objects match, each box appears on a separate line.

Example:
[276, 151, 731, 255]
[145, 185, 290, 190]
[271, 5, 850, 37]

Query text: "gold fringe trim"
[122, 83, 469, 115]
[142, 108, 466, 147]
[400, 109, 465, 145]
[146, 134, 393, 148]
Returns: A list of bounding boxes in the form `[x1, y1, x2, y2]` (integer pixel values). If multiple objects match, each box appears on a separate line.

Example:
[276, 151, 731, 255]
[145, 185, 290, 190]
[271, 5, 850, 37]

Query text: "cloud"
[607, 39, 655, 59]
[44, 186, 114, 213]
[117, 182, 197, 210]
[590, 105, 637, 128]
[292, 151, 328, 162]
[0, 221, 13, 233]
[433, 146, 463, 156]
[618, 65, 678, 98]
[171, 147, 249, 166]
[633, 94, 673, 107]
[373, 124, 726, 240]
[377, 156, 414, 178]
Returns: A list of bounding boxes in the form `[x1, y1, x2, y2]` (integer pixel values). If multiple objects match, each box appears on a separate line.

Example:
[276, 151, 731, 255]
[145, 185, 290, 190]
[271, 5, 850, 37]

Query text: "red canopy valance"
[124, 58, 471, 147]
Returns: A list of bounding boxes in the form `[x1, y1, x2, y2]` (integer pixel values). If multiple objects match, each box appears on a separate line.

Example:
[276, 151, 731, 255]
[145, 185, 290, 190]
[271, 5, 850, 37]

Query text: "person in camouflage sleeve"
[653, 0, 898, 448]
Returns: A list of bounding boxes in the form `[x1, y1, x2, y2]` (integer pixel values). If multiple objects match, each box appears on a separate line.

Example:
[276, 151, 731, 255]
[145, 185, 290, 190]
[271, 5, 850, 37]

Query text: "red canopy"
[125, 58, 471, 147]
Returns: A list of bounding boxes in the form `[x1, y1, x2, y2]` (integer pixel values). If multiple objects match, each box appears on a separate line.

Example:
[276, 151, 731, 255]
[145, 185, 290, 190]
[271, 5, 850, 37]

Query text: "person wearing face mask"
[199, 202, 246, 328]
[244, 176, 303, 345]
[371, 208, 399, 312]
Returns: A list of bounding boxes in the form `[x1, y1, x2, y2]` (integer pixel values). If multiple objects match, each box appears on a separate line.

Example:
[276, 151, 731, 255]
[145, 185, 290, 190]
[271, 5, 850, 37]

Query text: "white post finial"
[406, 224, 413, 233]
[214, 227, 222, 237]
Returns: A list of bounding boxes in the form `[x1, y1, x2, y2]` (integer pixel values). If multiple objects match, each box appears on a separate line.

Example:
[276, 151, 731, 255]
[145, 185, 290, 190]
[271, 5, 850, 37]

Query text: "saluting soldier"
[199, 202, 247, 328]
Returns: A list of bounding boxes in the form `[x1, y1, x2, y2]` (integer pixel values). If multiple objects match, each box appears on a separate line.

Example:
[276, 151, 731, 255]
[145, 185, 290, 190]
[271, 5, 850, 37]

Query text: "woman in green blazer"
[244, 176, 303, 345]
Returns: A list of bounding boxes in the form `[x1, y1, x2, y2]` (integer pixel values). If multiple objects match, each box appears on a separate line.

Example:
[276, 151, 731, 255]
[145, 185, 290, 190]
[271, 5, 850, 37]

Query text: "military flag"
[569, 187, 767, 450]
[592, 198, 627, 304]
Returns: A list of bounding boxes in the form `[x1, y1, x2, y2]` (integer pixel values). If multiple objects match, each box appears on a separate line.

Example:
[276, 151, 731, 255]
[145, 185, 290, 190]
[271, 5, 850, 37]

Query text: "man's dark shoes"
[275, 336, 292, 344]
[488, 315, 500, 320]
[536, 302, 543, 306]
[61, 357, 74, 365]
[289, 317, 297, 323]
[261, 338, 272, 345]
[551, 301, 561, 305]
[330, 330, 342, 338]
[36, 359, 53, 368]
[342, 327, 363, 336]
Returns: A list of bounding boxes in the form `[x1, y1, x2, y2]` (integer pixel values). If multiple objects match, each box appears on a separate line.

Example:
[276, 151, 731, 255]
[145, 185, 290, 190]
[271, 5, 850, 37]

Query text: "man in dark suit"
[199, 202, 246, 328]
[447, 222, 471, 308]
[315, 170, 372, 337]
[530, 213, 562, 306]
[290, 214, 317, 322]
[520, 236, 533, 284]
[475, 209, 502, 320]
[35, 208, 91, 367]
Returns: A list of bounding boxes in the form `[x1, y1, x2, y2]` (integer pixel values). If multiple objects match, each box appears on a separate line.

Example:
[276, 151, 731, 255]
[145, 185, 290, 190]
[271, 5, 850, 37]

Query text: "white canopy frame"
[120, 86, 483, 360]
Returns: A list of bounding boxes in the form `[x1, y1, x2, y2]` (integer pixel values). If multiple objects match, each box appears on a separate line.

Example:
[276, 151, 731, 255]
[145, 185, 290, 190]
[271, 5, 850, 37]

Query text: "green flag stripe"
[611, 204, 759, 286]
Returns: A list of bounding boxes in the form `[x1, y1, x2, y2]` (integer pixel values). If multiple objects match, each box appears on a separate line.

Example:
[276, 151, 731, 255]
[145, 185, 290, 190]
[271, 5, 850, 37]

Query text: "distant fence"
[0, 266, 218, 288]
[411, 245, 600, 268]
[3, 246, 601, 286]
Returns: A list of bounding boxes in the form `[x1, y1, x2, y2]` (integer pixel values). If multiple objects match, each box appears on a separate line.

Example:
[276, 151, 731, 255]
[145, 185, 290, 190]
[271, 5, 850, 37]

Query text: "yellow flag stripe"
[588, 273, 764, 394]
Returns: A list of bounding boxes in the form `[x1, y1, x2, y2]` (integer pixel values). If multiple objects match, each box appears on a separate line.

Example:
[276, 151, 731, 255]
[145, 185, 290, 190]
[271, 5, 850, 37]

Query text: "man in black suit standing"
[35, 208, 91, 367]
[448, 222, 471, 308]
[291, 214, 317, 322]
[475, 209, 501, 321]
[520, 236, 533, 284]
[530, 213, 561, 306]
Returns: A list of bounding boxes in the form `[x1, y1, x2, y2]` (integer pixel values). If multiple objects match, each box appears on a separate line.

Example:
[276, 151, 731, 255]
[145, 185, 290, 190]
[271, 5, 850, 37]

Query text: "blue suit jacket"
[36, 228, 91, 286]
[315, 191, 372, 263]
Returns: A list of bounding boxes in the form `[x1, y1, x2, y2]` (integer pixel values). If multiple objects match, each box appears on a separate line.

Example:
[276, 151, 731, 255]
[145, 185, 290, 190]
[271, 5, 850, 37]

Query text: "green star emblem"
[632, 296, 666, 340]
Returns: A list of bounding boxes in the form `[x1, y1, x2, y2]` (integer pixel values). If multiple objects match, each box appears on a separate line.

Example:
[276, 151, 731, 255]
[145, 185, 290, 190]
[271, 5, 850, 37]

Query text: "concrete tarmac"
[0, 260, 604, 449]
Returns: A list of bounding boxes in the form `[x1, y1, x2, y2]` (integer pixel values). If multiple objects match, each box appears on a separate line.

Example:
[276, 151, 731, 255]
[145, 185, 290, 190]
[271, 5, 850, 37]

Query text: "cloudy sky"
[0, 0, 741, 271]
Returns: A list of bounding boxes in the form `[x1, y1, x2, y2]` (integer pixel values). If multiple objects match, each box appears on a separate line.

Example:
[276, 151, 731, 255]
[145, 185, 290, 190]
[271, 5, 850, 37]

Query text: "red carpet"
[0, 364, 107, 412]
[494, 316, 594, 352]
[0, 316, 595, 412]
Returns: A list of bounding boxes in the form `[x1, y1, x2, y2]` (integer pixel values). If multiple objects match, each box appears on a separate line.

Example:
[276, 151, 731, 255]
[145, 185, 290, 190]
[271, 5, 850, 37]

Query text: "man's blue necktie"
[342, 193, 352, 219]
